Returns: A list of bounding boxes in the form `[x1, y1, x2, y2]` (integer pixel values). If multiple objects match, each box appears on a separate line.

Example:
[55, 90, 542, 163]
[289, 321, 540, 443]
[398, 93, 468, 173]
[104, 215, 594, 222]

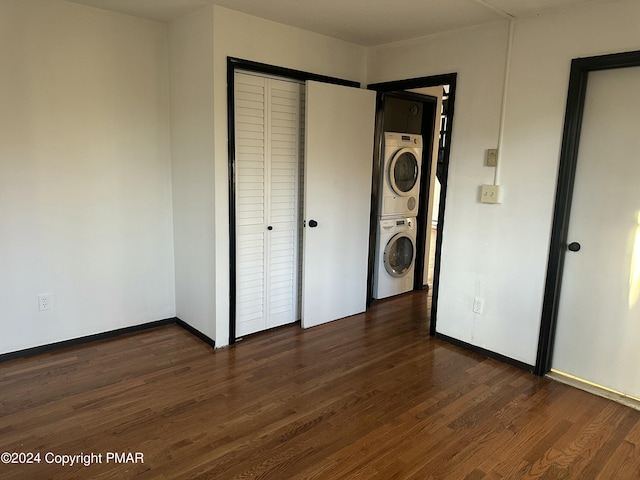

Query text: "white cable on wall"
[495, 19, 515, 186]
[472, 0, 515, 188]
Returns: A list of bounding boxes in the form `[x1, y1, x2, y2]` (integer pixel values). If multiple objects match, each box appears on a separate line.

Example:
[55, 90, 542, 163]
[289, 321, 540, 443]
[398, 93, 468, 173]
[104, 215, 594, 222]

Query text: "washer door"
[389, 148, 419, 196]
[383, 233, 415, 278]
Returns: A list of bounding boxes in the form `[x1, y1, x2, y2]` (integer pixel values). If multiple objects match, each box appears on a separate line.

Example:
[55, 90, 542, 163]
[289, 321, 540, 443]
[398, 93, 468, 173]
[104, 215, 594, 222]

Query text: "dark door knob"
[567, 242, 581, 252]
[267, 226, 273, 231]
[308, 219, 318, 228]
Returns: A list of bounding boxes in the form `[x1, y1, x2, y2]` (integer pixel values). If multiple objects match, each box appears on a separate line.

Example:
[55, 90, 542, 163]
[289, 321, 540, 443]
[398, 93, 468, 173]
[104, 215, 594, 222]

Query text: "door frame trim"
[227, 57, 361, 345]
[368, 74, 457, 336]
[535, 49, 640, 376]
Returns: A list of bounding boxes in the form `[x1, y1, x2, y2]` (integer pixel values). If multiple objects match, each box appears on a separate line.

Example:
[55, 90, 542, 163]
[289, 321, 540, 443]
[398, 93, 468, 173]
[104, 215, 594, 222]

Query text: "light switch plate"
[485, 149, 497, 167]
[481, 184, 501, 204]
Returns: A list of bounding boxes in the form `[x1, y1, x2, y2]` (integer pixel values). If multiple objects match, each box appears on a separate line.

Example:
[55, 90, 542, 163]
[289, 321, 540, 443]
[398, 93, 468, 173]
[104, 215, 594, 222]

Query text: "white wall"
[209, 6, 368, 346]
[8, 0, 637, 363]
[0, 0, 175, 355]
[368, 1, 640, 365]
[495, 1, 640, 364]
[169, 6, 216, 341]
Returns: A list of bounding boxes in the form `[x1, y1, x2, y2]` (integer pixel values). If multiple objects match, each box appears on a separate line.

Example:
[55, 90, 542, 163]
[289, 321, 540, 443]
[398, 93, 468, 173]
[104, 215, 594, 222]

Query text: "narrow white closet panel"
[267, 81, 300, 323]
[235, 72, 301, 337]
[297, 88, 306, 316]
[235, 73, 266, 336]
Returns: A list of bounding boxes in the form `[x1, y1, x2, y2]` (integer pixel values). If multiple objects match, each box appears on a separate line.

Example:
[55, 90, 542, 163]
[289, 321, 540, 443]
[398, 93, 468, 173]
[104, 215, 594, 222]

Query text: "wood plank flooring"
[1, 291, 639, 479]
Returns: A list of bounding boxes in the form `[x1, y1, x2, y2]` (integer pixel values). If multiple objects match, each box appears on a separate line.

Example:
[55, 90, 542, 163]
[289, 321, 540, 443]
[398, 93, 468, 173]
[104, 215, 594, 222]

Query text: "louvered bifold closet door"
[235, 72, 301, 337]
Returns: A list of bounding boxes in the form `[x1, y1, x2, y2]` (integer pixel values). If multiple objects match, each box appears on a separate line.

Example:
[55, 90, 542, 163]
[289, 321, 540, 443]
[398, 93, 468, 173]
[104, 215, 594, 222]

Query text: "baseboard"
[435, 332, 535, 373]
[547, 371, 640, 411]
[176, 319, 216, 348]
[0, 317, 215, 363]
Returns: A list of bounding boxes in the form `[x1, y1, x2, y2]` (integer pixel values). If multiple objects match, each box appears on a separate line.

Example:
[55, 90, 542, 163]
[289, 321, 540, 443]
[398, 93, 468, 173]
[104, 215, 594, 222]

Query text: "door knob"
[267, 226, 273, 231]
[567, 242, 581, 252]
[308, 220, 318, 228]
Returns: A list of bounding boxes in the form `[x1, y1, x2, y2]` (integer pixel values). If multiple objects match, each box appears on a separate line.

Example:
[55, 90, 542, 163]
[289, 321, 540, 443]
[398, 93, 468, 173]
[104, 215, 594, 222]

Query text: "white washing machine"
[380, 132, 423, 218]
[373, 217, 417, 299]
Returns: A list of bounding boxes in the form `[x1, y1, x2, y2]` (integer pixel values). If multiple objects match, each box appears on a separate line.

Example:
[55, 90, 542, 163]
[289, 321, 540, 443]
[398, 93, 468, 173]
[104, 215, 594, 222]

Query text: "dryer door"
[383, 233, 415, 278]
[389, 148, 419, 196]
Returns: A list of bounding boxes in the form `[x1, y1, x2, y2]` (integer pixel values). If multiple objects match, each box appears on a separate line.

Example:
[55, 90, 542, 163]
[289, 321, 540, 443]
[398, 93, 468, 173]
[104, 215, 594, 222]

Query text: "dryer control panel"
[380, 217, 416, 232]
[384, 132, 423, 148]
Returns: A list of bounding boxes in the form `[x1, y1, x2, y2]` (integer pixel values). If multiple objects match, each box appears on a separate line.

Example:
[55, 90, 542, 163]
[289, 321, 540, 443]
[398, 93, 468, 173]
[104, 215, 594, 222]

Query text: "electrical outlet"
[38, 294, 51, 311]
[473, 297, 484, 314]
[480, 184, 501, 204]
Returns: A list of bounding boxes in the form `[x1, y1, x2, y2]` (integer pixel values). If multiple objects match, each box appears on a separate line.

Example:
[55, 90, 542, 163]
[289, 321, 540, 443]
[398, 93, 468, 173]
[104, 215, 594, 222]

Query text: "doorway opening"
[375, 91, 437, 296]
[368, 74, 457, 335]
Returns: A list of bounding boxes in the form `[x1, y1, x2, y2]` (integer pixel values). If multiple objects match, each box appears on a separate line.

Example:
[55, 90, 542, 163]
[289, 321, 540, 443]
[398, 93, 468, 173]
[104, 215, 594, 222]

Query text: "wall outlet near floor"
[473, 297, 484, 314]
[38, 294, 51, 311]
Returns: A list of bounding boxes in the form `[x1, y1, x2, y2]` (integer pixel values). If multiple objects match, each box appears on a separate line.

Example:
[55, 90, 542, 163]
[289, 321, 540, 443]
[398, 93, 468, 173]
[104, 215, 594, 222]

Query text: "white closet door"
[267, 80, 300, 328]
[235, 73, 266, 337]
[235, 72, 300, 337]
[302, 81, 376, 328]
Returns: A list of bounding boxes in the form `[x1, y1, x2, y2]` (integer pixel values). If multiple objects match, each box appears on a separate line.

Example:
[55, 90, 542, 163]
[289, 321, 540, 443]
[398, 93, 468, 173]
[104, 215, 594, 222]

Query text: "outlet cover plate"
[38, 294, 51, 311]
[473, 298, 484, 314]
[481, 184, 501, 204]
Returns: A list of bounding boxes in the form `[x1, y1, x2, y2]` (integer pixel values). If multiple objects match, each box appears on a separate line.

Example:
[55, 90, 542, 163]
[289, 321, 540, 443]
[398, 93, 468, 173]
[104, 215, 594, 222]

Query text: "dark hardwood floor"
[1, 291, 639, 479]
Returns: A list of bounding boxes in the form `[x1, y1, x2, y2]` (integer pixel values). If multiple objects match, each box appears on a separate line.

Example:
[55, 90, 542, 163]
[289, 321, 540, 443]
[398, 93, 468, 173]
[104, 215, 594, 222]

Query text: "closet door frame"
[227, 57, 360, 344]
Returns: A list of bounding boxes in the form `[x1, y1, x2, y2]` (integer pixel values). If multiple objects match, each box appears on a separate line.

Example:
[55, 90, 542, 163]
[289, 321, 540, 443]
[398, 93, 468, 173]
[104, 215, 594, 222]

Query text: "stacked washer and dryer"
[373, 132, 423, 299]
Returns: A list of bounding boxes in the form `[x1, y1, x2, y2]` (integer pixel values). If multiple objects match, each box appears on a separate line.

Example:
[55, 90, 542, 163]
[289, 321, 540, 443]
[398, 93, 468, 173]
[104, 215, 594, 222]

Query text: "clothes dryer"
[380, 132, 423, 218]
[373, 217, 417, 299]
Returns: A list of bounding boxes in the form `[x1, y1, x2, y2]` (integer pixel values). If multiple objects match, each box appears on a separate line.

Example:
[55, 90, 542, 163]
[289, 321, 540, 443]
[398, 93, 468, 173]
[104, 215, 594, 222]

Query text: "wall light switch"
[485, 149, 497, 167]
[480, 184, 501, 204]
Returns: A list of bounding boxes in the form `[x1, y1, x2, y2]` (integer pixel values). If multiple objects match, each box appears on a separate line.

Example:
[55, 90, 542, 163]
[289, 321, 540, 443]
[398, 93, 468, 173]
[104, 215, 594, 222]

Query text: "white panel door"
[235, 72, 301, 337]
[302, 81, 376, 328]
[551, 66, 640, 398]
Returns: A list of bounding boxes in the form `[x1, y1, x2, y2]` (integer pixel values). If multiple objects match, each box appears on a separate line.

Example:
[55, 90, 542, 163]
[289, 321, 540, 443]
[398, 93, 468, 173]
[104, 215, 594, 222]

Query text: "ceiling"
[66, 0, 620, 46]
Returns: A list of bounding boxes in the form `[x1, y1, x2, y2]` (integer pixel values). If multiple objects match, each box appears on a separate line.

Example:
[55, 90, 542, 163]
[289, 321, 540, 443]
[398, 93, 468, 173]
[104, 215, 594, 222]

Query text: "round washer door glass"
[390, 150, 418, 195]
[384, 233, 415, 278]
